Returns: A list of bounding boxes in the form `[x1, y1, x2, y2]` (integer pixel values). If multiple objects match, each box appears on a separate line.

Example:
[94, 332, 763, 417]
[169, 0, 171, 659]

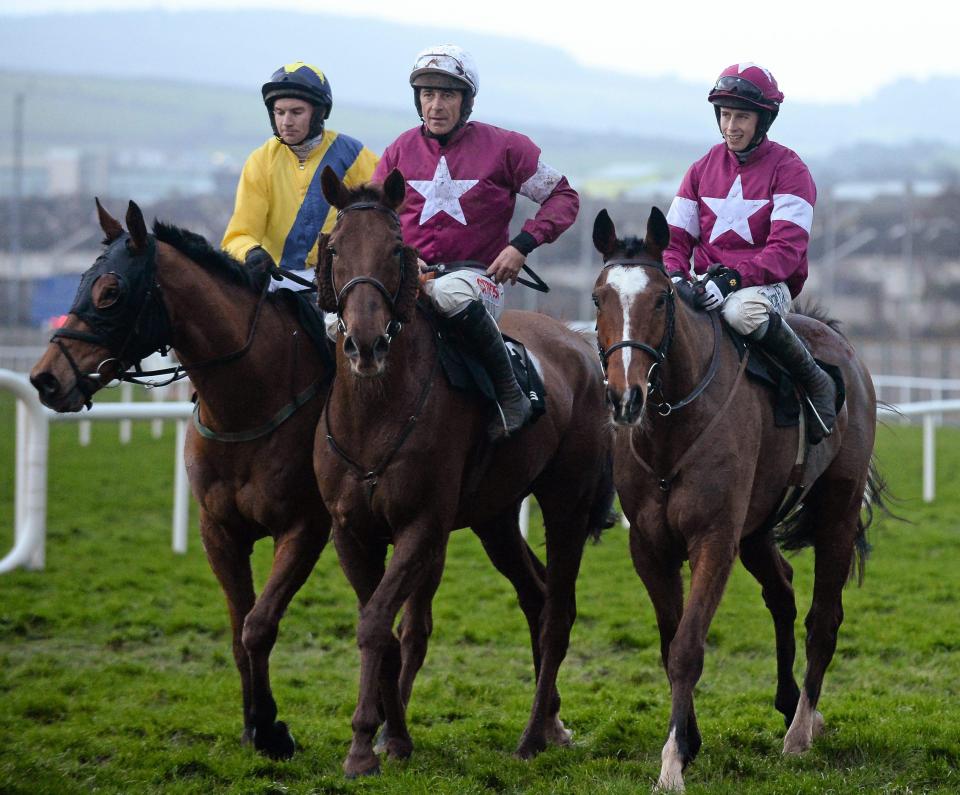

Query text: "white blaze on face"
[604, 266, 649, 379]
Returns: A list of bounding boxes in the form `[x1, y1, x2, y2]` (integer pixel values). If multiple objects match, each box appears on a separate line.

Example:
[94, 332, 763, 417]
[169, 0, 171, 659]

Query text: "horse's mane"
[617, 236, 651, 259]
[790, 301, 846, 338]
[152, 220, 269, 291]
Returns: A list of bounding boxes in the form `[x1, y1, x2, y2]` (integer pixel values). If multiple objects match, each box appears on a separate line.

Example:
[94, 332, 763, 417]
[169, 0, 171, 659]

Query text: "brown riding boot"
[754, 313, 837, 444]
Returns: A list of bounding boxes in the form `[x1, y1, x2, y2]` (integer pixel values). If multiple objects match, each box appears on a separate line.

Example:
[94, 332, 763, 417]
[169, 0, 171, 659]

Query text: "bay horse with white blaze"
[29, 199, 562, 762]
[313, 167, 614, 777]
[591, 207, 886, 791]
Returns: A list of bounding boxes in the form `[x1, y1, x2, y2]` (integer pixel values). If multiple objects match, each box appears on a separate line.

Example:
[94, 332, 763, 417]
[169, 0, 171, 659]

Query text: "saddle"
[428, 307, 547, 427]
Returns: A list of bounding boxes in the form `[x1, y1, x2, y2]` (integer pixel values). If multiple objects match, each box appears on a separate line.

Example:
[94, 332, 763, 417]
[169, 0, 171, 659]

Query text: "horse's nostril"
[31, 372, 60, 399]
[372, 335, 390, 361]
[343, 335, 359, 359]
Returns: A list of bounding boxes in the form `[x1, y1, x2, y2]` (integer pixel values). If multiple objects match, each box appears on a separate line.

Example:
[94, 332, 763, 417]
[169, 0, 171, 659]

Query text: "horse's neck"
[155, 250, 316, 419]
[660, 305, 722, 400]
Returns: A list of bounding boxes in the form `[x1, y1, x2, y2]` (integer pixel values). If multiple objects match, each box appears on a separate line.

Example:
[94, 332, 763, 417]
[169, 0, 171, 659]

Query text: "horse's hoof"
[545, 716, 573, 747]
[240, 727, 254, 747]
[385, 736, 414, 760]
[653, 772, 686, 792]
[811, 710, 825, 738]
[252, 720, 296, 760]
[343, 755, 381, 778]
[515, 732, 547, 760]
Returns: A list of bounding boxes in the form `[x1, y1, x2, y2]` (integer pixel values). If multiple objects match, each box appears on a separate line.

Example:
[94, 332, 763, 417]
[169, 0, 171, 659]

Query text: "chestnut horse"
[29, 199, 558, 762]
[313, 167, 614, 777]
[591, 207, 886, 791]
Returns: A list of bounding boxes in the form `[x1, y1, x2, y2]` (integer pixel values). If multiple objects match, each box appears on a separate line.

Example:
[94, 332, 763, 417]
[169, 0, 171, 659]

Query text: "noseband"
[330, 201, 405, 340]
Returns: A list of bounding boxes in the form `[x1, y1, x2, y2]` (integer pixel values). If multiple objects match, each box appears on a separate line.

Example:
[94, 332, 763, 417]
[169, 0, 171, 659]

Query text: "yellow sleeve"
[221, 146, 271, 261]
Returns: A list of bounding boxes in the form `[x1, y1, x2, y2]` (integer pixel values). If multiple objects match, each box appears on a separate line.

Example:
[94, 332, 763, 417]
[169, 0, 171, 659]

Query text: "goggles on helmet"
[711, 75, 766, 102]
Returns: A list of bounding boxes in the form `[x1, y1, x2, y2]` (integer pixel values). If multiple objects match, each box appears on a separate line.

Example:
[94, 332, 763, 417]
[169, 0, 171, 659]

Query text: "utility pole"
[11, 93, 25, 326]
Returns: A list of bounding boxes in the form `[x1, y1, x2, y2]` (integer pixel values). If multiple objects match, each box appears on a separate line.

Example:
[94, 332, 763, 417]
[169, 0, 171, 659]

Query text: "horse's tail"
[774, 454, 896, 585]
[587, 448, 617, 542]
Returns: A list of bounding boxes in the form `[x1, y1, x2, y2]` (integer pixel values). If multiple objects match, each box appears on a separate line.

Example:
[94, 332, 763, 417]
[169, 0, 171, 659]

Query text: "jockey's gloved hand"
[693, 265, 741, 311]
[245, 246, 280, 279]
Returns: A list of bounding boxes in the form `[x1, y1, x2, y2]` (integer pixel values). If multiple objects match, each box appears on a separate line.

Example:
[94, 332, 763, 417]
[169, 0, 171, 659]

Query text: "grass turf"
[1, 394, 958, 793]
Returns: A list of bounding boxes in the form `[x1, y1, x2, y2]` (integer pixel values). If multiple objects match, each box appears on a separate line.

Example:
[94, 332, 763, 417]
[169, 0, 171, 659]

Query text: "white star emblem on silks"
[702, 175, 769, 244]
[407, 156, 478, 225]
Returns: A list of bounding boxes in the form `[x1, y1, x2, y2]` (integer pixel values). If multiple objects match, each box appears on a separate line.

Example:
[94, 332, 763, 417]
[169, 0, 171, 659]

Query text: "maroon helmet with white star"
[708, 63, 783, 114]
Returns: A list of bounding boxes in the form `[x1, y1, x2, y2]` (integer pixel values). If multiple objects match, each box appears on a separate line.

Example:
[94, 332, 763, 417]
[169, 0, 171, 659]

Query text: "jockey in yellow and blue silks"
[222, 61, 379, 289]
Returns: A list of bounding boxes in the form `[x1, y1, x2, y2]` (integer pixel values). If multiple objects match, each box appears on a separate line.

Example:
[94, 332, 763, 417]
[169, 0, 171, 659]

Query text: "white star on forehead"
[702, 175, 768, 244]
[407, 156, 478, 225]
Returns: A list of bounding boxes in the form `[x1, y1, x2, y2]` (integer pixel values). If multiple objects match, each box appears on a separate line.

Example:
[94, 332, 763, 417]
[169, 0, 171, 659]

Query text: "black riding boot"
[753, 312, 837, 444]
[451, 300, 533, 440]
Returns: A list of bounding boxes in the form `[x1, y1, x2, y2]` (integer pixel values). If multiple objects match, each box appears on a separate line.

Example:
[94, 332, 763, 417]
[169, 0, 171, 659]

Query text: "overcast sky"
[5, 0, 957, 104]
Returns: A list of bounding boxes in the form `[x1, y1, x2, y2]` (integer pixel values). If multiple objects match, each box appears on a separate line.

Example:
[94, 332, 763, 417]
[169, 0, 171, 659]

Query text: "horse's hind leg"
[739, 533, 801, 726]
[240, 519, 328, 758]
[515, 495, 591, 760]
[472, 511, 570, 745]
[200, 516, 257, 747]
[784, 484, 862, 755]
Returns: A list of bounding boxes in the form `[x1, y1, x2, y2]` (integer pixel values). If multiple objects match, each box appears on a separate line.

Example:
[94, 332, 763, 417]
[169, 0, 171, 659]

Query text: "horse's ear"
[382, 168, 406, 210]
[126, 201, 149, 252]
[95, 197, 124, 242]
[320, 165, 350, 210]
[592, 209, 618, 259]
[644, 206, 671, 262]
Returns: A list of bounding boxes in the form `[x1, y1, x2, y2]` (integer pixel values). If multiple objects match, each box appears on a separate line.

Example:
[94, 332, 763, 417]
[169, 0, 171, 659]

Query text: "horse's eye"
[655, 294, 666, 309]
[327, 245, 337, 257]
[394, 245, 403, 258]
[592, 293, 600, 308]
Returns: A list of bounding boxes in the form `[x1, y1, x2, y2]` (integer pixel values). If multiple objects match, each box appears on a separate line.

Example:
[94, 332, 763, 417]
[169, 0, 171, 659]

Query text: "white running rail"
[3, 368, 959, 574]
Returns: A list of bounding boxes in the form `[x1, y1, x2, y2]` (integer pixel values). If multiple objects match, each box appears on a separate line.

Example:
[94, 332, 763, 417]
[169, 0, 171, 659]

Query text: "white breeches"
[721, 282, 792, 335]
[268, 268, 314, 292]
[422, 270, 505, 319]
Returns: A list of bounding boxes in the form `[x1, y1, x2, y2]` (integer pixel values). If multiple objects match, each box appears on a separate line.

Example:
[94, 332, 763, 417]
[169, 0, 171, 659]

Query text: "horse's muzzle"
[343, 332, 391, 377]
[607, 384, 645, 425]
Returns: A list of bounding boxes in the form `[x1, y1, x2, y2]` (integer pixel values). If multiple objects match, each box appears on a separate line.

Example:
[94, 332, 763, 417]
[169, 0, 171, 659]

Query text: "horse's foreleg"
[372, 552, 446, 755]
[739, 533, 800, 727]
[515, 502, 590, 760]
[200, 516, 257, 747]
[784, 487, 861, 755]
[657, 537, 738, 792]
[241, 518, 328, 759]
[335, 522, 445, 777]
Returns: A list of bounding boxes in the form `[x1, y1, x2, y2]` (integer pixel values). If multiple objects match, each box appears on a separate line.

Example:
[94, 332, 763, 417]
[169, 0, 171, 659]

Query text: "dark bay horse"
[29, 199, 560, 763]
[29, 200, 332, 758]
[313, 167, 614, 777]
[591, 207, 885, 791]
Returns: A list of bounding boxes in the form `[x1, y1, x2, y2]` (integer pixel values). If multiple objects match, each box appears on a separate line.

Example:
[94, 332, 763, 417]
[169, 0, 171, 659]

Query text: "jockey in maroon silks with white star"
[371, 44, 580, 438]
[663, 63, 837, 443]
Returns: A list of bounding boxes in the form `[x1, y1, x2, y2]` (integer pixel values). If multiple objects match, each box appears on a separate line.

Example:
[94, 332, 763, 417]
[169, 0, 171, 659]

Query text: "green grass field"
[1, 393, 958, 794]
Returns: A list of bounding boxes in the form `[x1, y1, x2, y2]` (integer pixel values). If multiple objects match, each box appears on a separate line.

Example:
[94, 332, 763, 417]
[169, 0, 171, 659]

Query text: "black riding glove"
[245, 246, 281, 280]
[693, 264, 741, 311]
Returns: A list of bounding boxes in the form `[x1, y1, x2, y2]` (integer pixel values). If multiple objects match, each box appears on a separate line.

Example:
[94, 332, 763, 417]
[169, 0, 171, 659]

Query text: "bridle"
[597, 257, 721, 415]
[52, 233, 271, 396]
[328, 201, 406, 342]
